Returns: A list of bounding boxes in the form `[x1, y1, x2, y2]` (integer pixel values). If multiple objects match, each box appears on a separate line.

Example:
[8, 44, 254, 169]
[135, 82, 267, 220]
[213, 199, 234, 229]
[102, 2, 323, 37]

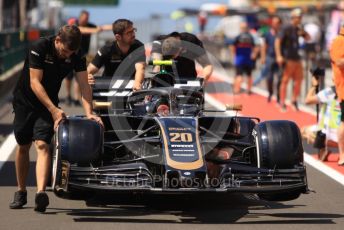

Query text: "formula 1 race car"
[52, 60, 308, 202]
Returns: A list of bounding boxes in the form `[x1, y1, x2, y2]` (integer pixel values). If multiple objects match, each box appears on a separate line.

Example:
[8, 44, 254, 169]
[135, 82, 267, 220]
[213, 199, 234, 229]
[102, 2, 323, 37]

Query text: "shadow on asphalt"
[44, 193, 343, 224]
[0, 162, 36, 186]
[0, 124, 13, 137]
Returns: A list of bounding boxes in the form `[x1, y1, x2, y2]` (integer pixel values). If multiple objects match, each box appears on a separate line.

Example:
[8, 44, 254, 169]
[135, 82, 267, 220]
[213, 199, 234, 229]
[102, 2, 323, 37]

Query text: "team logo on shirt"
[111, 54, 121, 63]
[65, 58, 71, 63]
[31, 50, 40, 56]
[44, 54, 54, 64]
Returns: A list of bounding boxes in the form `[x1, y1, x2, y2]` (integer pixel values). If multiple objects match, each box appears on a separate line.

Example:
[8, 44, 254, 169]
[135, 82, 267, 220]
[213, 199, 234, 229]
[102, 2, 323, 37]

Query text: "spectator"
[275, 8, 310, 112]
[87, 19, 146, 91]
[150, 31, 213, 85]
[9, 25, 103, 212]
[260, 15, 283, 103]
[302, 76, 340, 161]
[230, 22, 259, 94]
[329, 24, 344, 166]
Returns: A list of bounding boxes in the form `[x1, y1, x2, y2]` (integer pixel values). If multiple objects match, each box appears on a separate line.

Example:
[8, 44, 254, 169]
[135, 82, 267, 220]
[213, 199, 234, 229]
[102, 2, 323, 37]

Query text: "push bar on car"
[148, 60, 173, 66]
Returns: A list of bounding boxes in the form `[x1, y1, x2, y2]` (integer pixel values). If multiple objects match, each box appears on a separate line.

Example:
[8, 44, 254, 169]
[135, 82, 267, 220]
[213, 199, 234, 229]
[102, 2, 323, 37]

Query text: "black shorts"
[340, 101, 344, 122]
[13, 104, 54, 145]
[65, 71, 74, 80]
[235, 65, 253, 77]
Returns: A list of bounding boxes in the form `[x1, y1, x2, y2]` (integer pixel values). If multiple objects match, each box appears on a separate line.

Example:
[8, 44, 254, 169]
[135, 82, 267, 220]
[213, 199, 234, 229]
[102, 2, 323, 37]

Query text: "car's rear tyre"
[254, 120, 304, 201]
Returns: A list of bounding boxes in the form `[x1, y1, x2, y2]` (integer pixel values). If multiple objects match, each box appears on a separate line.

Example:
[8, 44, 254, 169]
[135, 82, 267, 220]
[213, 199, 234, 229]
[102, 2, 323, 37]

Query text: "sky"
[64, 0, 228, 24]
[63, 0, 229, 42]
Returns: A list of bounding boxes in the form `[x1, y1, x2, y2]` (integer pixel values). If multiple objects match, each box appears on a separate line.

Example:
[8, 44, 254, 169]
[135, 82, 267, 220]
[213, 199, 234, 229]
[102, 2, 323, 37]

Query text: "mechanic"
[87, 19, 146, 91]
[330, 24, 344, 166]
[150, 31, 213, 86]
[9, 25, 103, 213]
[65, 10, 111, 106]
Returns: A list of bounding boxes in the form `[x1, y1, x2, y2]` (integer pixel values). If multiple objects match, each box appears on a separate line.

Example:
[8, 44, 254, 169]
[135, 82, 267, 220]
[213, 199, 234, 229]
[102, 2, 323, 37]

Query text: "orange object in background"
[27, 29, 40, 41]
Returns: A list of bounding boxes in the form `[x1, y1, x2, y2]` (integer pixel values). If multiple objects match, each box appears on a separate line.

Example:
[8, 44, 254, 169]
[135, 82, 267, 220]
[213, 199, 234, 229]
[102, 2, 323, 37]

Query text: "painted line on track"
[304, 154, 344, 186]
[0, 132, 16, 170]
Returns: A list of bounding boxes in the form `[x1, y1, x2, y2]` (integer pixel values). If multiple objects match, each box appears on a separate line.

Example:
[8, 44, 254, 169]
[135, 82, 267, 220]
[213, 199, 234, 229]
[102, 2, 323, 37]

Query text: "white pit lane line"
[0, 133, 16, 169]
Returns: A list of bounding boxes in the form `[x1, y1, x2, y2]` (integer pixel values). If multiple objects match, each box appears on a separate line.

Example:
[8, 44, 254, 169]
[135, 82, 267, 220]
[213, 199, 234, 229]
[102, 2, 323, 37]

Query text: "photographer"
[302, 69, 340, 161]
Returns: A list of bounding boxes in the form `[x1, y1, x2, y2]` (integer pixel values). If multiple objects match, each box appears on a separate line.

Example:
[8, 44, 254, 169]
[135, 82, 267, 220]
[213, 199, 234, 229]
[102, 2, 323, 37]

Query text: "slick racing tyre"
[254, 120, 304, 201]
[254, 120, 303, 169]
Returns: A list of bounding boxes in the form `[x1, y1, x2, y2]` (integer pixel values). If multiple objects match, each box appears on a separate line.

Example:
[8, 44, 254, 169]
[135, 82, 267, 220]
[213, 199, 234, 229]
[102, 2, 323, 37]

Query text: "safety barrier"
[0, 29, 55, 75]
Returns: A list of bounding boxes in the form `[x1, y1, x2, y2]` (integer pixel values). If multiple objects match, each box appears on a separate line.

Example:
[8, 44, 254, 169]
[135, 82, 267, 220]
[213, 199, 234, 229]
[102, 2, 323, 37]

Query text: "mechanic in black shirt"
[87, 19, 146, 91]
[150, 32, 213, 85]
[9, 25, 103, 213]
[65, 10, 112, 106]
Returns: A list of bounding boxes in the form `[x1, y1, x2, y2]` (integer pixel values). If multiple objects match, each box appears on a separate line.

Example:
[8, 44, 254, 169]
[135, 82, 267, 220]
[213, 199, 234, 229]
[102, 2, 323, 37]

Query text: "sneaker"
[267, 95, 272, 103]
[9, 190, 27, 209]
[34, 192, 49, 213]
[66, 96, 72, 106]
[280, 104, 287, 113]
[292, 101, 299, 111]
[73, 99, 81, 106]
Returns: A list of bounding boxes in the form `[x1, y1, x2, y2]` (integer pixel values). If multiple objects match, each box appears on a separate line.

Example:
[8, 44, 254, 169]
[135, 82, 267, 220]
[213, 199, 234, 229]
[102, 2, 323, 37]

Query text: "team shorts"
[13, 103, 54, 145]
[235, 65, 253, 77]
[65, 71, 74, 80]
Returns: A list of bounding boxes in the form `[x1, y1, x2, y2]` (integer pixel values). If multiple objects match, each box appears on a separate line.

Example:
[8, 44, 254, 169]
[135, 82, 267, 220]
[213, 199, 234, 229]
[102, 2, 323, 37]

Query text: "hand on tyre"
[51, 107, 66, 130]
[87, 114, 104, 128]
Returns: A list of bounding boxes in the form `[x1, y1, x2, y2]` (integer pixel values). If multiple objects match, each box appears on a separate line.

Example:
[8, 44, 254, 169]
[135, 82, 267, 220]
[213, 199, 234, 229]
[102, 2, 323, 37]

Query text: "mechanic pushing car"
[9, 25, 103, 213]
[150, 32, 213, 86]
[87, 19, 146, 91]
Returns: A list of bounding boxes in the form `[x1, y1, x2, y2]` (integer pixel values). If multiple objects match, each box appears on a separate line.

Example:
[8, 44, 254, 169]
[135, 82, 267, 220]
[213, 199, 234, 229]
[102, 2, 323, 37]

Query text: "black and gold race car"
[52, 60, 308, 202]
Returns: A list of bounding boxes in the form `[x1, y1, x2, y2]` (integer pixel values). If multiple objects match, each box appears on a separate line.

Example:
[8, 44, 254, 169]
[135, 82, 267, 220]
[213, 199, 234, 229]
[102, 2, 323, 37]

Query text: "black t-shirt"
[76, 20, 97, 55]
[91, 39, 145, 78]
[151, 32, 209, 80]
[13, 36, 86, 112]
[277, 24, 302, 60]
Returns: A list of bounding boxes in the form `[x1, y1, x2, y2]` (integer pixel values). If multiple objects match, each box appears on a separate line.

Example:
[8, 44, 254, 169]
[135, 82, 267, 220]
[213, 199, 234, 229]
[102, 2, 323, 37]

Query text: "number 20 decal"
[169, 133, 193, 142]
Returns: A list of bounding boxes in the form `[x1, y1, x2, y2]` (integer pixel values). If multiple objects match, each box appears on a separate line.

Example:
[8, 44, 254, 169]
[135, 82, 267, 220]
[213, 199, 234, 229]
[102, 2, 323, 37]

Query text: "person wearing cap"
[330, 25, 344, 166]
[150, 32, 213, 86]
[275, 8, 310, 112]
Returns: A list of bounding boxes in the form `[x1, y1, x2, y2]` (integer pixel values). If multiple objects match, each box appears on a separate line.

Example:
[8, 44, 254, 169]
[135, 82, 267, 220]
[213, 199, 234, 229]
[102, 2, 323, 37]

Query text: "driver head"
[157, 104, 169, 116]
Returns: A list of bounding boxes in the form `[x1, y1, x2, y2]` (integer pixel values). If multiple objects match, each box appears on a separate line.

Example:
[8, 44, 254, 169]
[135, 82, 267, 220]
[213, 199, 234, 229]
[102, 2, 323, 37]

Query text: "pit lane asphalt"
[0, 81, 344, 230]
